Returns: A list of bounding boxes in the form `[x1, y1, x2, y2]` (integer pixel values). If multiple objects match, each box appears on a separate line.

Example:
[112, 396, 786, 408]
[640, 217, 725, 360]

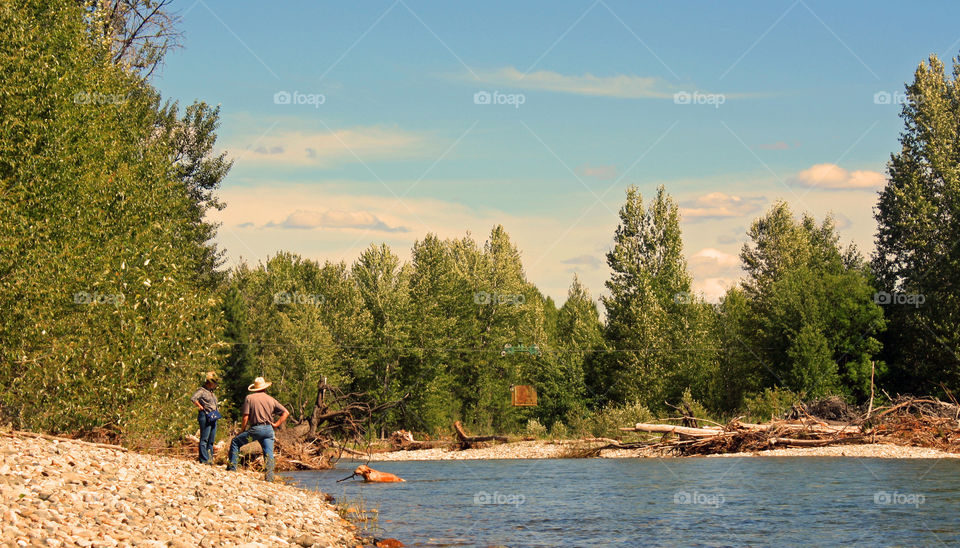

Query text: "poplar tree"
[874, 54, 960, 395]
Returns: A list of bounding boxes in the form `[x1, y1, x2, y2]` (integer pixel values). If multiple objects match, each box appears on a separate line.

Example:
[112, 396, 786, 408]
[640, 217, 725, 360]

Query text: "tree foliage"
[874, 54, 960, 395]
[0, 0, 224, 442]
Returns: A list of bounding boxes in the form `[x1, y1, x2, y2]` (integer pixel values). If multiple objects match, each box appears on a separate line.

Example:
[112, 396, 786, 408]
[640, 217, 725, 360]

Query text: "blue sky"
[156, 0, 960, 303]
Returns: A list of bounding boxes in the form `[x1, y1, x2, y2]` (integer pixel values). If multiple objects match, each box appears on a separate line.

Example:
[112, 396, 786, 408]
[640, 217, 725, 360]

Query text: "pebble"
[0, 433, 362, 547]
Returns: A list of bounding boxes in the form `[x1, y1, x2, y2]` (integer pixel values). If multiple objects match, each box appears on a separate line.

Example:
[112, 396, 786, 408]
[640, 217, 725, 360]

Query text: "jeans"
[197, 411, 217, 464]
[227, 424, 276, 481]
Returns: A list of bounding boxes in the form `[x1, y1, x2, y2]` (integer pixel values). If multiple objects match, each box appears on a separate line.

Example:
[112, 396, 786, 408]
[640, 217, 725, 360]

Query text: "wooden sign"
[511, 385, 537, 407]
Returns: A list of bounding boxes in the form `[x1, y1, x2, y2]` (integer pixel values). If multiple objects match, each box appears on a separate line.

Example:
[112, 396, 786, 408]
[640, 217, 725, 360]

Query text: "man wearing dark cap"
[190, 371, 221, 464]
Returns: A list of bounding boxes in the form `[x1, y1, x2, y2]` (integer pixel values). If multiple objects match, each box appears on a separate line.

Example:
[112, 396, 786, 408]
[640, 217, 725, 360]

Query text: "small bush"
[548, 421, 568, 439]
[525, 418, 547, 438]
[572, 400, 653, 438]
[743, 387, 803, 422]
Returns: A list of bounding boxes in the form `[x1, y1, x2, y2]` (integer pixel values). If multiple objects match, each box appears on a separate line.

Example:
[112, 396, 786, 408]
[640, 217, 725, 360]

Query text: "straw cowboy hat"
[248, 376, 272, 392]
[204, 371, 220, 384]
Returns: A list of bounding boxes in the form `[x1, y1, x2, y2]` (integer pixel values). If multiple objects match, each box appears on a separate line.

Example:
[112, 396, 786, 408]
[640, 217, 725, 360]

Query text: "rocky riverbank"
[0, 432, 361, 547]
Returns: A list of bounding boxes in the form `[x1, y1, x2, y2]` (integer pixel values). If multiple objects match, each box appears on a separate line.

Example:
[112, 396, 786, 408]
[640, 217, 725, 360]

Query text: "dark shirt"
[241, 392, 288, 426]
[190, 387, 218, 412]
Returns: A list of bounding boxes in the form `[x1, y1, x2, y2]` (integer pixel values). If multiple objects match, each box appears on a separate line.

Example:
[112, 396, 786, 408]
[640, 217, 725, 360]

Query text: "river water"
[284, 457, 960, 547]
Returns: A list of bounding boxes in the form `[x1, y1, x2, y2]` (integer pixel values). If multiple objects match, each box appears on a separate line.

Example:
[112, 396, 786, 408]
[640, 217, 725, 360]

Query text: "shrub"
[743, 387, 803, 422]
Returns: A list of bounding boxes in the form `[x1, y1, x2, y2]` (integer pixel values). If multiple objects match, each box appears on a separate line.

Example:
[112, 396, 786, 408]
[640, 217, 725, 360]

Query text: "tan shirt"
[241, 392, 288, 426]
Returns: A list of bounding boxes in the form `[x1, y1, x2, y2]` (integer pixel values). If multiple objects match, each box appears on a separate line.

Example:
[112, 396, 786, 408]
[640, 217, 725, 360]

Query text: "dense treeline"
[0, 0, 229, 442]
[2, 0, 959, 442]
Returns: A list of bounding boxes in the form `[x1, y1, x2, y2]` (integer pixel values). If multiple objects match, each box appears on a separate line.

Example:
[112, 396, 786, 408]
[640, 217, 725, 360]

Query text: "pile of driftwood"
[868, 397, 960, 452]
[234, 379, 407, 471]
[603, 396, 960, 456]
[387, 421, 509, 451]
[618, 418, 863, 455]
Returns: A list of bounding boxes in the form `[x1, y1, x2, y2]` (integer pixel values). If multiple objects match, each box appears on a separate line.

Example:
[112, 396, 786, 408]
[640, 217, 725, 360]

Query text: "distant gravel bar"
[0, 432, 361, 547]
[364, 439, 960, 461]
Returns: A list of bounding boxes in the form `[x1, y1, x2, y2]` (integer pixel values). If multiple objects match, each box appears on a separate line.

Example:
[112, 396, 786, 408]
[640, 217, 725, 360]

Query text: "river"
[284, 457, 960, 546]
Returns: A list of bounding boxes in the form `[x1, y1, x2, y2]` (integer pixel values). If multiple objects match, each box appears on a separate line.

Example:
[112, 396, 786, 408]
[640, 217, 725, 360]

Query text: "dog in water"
[354, 464, 405, 483]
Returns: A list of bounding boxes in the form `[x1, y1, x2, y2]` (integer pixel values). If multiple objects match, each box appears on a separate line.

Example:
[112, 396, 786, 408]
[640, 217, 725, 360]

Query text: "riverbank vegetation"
[2, 0, 959, 448]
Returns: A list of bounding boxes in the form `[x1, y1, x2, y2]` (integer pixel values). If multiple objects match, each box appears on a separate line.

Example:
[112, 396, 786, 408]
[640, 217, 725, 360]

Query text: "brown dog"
[354, 464, 405, 483]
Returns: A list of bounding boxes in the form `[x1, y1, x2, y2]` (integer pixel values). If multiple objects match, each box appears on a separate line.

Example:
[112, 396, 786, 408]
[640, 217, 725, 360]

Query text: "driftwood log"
[389, 430, 450, 451]
[453, 421, 508, 450]
[611, 417, 867, 456]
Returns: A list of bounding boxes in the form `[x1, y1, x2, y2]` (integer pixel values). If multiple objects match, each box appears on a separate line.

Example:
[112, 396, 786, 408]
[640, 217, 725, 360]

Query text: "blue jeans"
[227, 424, 276, 481]
[197, 411, 217, 463]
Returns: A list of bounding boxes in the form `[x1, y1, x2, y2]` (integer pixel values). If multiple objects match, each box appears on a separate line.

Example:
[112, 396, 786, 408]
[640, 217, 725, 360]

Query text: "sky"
[154, 0, 960, 305]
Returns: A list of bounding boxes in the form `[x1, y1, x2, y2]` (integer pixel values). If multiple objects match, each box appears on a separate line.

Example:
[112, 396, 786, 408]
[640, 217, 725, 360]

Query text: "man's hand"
[273, 409, 290, 429]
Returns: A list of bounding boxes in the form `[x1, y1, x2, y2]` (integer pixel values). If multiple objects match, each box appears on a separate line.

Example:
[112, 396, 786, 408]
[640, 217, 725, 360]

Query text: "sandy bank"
[0, 432, 361, 547]
[363, 439, 960, 461]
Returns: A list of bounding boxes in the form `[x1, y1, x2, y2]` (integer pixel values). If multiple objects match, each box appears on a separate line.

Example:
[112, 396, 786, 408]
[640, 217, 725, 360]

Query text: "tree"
[352, 244, 412, 432]
[0, 0, 223, 441]
[599, 186, 707, 408]
[80, 0, 182, 78]
[738, 202, 884, 400]
[874, 54, 960, 395]
[547, 276, 602, 422]
[220, 253, 354, 418]
[153, 100, 233, 288]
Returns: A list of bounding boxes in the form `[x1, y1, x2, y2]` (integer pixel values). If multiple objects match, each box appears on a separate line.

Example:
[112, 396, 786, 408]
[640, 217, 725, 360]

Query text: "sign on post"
[511, 385, 538, 407]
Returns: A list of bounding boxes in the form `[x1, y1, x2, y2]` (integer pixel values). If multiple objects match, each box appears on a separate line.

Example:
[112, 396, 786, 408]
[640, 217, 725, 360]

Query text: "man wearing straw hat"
[226, 376, 290, 481]
[190, 371, 221, 464]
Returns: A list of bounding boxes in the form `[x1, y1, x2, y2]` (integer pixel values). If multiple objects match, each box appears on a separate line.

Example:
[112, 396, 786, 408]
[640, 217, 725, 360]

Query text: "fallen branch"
[453, 421, 508, 450]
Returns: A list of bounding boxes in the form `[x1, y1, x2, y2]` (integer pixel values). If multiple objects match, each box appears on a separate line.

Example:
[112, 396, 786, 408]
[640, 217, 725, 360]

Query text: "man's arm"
[272, 409, 289, 429]
[190, 391, 205, 411]
[241, 414, 250, 432]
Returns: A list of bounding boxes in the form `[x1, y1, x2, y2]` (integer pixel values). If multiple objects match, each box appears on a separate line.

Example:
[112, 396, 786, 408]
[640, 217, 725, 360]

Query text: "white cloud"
[562, 254, 603, 270]
[575, 164, 618, 180]
[471, 66, 675, 99]
[266, 209, 410, 233]
[693, 277, 738, 303]
[208, 182, 614, 307]
[788, 163, 886, 190]
[688, 247, 742, 302]
[680, 192, 766, 221]
[690, 248, 740, 269]
[755, 141, 791, 150]
[230, 126, 423, 167]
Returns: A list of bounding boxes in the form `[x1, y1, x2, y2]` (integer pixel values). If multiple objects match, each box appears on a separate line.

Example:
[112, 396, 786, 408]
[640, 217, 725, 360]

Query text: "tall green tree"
[738, 202, 884, 400]
[352, 244, 412, 432]
[874, 54, 960, 395]
[599, 186, 707, 408]
[154, 100, 233, 288]
[0, 0, 223, 441]
[220, 253, 350, 418]
[546, 276, 602, 422]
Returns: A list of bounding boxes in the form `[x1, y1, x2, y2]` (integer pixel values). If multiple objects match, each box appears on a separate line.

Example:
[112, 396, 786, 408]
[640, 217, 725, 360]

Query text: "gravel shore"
[365, 439, 960, 461]
[0, 433, 361, 547]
